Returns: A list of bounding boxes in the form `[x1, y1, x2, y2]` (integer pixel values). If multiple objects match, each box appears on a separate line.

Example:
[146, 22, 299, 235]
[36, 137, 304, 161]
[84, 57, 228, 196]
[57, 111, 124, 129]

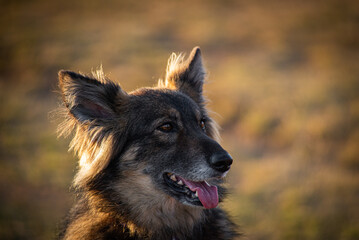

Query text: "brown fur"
[57, 47, 238, 240]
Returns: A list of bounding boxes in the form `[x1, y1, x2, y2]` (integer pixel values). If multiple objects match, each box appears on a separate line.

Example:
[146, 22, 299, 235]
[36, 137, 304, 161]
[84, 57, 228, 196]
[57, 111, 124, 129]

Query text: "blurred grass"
[0, 0, 359, 239]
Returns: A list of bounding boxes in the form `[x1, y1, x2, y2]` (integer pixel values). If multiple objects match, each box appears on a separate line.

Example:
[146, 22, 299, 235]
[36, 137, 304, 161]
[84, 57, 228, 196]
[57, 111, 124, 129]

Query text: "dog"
[57, 47, 238, 240]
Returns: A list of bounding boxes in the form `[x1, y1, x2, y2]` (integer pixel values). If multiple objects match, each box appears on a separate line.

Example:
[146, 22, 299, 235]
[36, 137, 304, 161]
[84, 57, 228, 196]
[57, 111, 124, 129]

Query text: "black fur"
[57, 47, 239, 240]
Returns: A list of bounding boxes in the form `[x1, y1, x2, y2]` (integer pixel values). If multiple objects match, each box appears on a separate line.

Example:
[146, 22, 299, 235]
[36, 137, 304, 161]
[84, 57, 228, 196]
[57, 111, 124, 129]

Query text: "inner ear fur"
[58, 70, 128, 124]
[163, 47, 206, 104]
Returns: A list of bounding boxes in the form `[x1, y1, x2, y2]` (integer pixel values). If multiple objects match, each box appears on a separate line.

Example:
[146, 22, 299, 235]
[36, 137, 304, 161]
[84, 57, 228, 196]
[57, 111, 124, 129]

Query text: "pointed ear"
[58, 70, 128, 124]
[164, 47, 206, 104]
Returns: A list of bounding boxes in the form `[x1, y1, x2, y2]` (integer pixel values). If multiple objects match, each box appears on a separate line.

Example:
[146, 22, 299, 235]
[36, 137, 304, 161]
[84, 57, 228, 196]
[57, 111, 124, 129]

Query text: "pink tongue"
[178, 177, 218, 209]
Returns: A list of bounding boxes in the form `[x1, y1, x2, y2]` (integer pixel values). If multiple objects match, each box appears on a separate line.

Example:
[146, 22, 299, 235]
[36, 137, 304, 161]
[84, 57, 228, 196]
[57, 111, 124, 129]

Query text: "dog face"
[58, 47, 233, 211]
[124, 88, 232, 209]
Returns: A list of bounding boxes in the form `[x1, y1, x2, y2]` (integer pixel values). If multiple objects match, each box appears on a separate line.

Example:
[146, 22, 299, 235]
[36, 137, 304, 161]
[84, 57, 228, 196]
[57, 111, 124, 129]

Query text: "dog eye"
[200, 119, 206, 131]
[158, 123, 173, 132]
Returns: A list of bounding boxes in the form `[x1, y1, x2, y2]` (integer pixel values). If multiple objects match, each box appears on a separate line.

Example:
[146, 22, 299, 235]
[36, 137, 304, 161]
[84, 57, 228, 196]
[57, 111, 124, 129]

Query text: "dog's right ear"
[163, 47, 206, 105]
[58, 70, 128, 124]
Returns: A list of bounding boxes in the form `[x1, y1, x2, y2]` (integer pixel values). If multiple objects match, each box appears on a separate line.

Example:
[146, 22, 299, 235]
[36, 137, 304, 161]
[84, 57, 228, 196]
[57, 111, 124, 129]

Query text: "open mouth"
[163, 172, 219, 209]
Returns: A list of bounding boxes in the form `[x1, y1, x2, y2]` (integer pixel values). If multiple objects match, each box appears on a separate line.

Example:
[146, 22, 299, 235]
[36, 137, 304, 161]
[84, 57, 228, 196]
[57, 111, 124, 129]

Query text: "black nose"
[209, 151, 233, 172]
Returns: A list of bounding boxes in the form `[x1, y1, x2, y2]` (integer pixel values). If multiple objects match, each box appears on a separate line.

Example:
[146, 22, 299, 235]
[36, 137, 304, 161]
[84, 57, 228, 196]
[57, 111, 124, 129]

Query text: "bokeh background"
[1, 0, 359, 239]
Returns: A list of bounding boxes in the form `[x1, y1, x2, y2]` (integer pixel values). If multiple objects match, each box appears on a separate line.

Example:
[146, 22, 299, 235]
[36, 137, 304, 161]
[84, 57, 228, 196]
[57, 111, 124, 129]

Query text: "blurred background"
[0, 0, 359, 239]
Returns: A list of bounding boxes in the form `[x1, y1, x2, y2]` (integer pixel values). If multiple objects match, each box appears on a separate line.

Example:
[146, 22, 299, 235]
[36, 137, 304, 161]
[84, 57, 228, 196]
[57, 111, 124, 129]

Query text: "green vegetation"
[0, 0, 358, 239]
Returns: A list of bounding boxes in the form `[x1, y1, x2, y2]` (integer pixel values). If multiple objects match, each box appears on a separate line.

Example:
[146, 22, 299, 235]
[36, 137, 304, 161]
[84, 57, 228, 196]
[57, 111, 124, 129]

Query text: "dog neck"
[104, 168, 206, 238]
[121, 195, 205, 239]
[84, 179, 205, 239]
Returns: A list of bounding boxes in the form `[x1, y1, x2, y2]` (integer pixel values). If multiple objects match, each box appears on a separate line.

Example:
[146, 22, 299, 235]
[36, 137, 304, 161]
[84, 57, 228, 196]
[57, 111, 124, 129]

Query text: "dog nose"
[209, 152, 233, 172]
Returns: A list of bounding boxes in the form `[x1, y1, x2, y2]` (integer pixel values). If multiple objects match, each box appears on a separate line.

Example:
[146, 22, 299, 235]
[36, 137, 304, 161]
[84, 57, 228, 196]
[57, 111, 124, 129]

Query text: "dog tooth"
[195, 191, 198, 197]
[177, 180, 183, 185]
[170, 175, 177, 181]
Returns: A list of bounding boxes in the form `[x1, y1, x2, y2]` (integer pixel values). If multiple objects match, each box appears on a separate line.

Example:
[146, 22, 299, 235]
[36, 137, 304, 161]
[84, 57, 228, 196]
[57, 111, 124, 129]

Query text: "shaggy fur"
[57, 47, 238, 240]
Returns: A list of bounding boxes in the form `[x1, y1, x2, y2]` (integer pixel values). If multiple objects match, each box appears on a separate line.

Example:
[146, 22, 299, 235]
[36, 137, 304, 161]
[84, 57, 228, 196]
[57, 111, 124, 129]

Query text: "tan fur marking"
[113, 167, 204, 238]
[158, 52, 186, 89]
[74, 135, 113, 186]
[120, 145, 140, 163]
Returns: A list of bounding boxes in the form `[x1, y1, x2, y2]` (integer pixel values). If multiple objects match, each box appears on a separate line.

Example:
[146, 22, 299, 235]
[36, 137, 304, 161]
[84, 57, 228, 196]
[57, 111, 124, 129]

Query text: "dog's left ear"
[58, 70, 128, 125]
[164, 47, 206, 104]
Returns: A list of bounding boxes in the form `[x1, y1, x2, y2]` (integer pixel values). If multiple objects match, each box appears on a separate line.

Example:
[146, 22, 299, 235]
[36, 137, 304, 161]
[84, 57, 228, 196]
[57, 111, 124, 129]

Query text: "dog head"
[58, 47, 233, 211]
